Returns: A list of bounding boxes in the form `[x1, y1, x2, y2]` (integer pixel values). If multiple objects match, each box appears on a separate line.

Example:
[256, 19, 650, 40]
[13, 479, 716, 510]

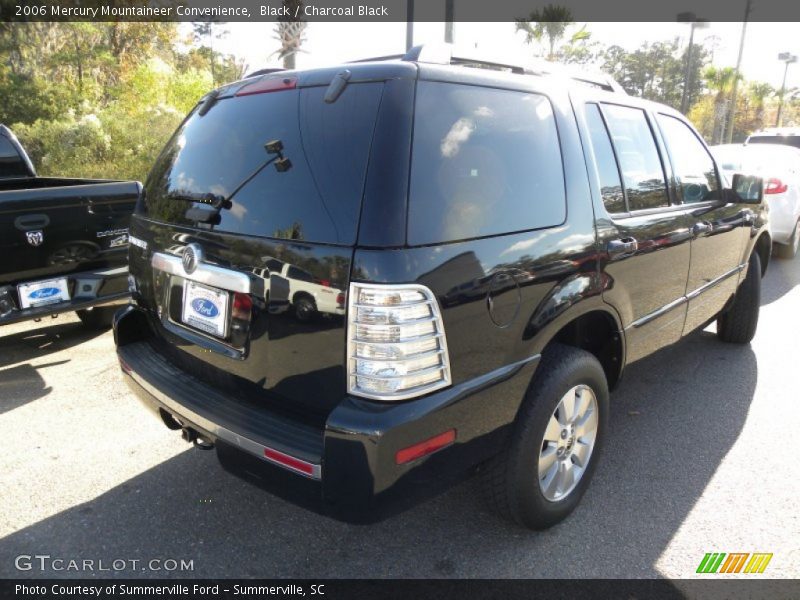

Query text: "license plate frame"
[17, 277, 71, 309]
[181, 280, 230, 339]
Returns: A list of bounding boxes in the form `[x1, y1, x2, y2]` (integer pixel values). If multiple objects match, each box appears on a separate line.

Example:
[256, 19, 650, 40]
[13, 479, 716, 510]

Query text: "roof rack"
[353, 43, 626, 94]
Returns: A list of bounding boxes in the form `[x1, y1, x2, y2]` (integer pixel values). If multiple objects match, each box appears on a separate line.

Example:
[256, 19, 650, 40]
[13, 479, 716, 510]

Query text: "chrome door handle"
[692, 222, 712, 236]
[607, 238, 638, 258]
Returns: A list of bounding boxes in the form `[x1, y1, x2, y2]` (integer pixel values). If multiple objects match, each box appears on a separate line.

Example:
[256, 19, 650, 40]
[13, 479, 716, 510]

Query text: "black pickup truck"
[0, 125, 139, 329]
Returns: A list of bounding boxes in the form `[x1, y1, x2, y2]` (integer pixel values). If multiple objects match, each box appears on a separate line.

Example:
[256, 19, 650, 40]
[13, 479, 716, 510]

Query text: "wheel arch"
[753, 231, 771, 277]
[291, 290, 316, 306]
[524, 298, 626, 392]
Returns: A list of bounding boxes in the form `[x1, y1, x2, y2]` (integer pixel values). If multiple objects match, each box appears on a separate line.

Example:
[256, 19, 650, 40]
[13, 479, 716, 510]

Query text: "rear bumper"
[115, 305, 539, 523]
[1, 266, 130, 326]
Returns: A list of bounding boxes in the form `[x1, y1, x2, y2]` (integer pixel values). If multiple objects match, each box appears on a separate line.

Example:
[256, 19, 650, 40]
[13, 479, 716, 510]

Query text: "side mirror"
[731, 173, 763, 204]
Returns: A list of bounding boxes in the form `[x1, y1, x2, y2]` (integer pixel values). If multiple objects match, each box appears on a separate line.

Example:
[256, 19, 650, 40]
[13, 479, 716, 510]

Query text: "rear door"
[130, 75, 390, 423]
[581, 102, 692, 363]
[655, 114, 747, 334]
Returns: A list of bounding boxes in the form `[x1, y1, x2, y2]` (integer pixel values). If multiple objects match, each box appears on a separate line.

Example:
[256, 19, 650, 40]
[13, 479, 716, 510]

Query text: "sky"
[202, 21, 800, 92]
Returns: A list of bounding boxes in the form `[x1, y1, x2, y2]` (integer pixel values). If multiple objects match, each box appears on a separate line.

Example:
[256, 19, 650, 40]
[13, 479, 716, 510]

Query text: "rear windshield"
[142, 82, 384, 245]
[748, 135, 800, 150]
[407, 82, 566, 245]
[0, 135, 30, 178]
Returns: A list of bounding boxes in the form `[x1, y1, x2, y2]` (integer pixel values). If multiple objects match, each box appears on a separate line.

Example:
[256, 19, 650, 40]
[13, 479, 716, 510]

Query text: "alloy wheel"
[538, 384, 599, 502]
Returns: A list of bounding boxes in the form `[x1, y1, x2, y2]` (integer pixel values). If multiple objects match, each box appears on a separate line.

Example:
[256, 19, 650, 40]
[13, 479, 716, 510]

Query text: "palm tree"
[515, 4, 589, 61]
[704, 66, 740, 144]
[273, 0, 307, 69]
[748, 82, 774, 130]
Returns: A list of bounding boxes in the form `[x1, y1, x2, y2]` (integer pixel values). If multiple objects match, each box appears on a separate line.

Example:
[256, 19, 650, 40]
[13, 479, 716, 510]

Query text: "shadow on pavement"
[0, 361, 68, 415]
[0, 329, 757, 579]
[0, 322, 106, 370]
[762, 256, 800, 306]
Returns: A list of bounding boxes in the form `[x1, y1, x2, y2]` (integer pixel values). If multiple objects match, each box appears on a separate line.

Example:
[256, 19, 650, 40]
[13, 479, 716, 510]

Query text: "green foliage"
[515, 4, 590, 61]
[601, 39, 708, 111]
[0, 22, 241, 183]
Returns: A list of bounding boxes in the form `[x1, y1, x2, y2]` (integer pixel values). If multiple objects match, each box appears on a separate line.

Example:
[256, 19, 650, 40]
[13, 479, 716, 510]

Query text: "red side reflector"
[396, 429, 456, 465]
[765, 178, 788, 195]
[263, 447, 315, 476]
[236, 76, 297, 97]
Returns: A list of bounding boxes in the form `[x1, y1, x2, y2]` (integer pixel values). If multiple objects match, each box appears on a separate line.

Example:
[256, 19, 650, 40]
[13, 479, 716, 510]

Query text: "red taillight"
[263, 447, 316, 477]
[320, 279, 331, 288]
[232, 292, 253, 321]
[765, 178, 788, 195]
[336, 292, 345, 307]
[395, 430, 457, 465]
[235, 76, 297, 97]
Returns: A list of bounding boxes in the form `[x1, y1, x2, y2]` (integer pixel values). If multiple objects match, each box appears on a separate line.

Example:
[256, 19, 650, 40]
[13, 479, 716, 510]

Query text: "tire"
[293, 296, 316, 323]
[483, 344, 609, 530]
[717, 251, 761, 344]
[76, 306, 117, 330]
[775, 220, 799, 259]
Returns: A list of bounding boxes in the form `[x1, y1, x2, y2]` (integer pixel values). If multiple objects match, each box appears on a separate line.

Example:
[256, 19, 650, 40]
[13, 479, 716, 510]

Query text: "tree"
[192, 22, 228, 86]
[703, 66, 740, 144]
[515, 4, 590, 61]
[600, 39, 708, 111]
[273, 0, 307, 69]
[748, 82, 774, 130]
[0, 22, 214, 183]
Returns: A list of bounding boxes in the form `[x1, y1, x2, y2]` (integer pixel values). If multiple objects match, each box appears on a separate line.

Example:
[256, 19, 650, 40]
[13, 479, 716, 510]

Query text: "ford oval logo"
[191, 298, 219, 318]
[29, 287, 60, 300]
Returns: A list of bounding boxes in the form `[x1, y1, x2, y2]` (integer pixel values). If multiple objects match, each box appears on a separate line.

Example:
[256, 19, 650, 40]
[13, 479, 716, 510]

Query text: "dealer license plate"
[181, 281, 229, 338]
[18, 278, 70, 309]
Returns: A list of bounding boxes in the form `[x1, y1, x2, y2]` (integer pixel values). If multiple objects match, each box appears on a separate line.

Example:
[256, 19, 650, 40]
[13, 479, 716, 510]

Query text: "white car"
[711, 143, 800, 258]
[255, 258, 345, 322]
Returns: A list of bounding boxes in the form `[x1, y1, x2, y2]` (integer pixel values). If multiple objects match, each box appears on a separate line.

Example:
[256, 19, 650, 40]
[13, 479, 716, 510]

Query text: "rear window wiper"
[177, 139, 292, 225]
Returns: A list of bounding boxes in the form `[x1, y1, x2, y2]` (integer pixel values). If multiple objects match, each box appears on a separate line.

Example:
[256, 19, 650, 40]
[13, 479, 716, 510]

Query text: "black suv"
[115, 45, 770, 529]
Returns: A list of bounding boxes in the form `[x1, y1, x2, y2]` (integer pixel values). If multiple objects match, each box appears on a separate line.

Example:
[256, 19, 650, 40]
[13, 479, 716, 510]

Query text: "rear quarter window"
[407, 82, 566, 245]
[748, 135, 800, 150]
[0, 135, 29, 178]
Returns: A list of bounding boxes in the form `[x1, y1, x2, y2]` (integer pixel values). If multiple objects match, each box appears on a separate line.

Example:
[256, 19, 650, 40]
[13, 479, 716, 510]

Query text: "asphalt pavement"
[0, 255, 798, 579]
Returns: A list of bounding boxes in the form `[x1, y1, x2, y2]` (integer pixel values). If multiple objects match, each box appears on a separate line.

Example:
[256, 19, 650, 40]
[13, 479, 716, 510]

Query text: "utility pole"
[677, 13, 708, 115]
[724, 0, 752, 143]
[444, 0, 454, 44]
[776, 52, 798, 127]
[406, 0, 414, 51]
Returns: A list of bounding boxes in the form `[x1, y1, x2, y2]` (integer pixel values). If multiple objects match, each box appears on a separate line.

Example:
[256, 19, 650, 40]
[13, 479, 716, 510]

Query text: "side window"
[407, 82, 566, 245]
[657, 115, 720, 204]
[287, 266, 313, 283]
[584, 104, 625, 214]
[601, 104, 669, 211]
[0, 135, 29, 178]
